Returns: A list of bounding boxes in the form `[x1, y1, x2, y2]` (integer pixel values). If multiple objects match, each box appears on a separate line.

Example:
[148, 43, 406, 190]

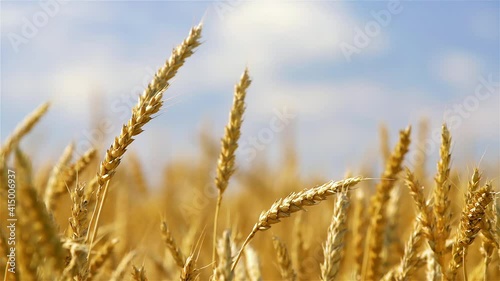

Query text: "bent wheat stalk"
[86, 23, 203, 252]
[231, 177, 362, 271]
[0, 102, 50, 160]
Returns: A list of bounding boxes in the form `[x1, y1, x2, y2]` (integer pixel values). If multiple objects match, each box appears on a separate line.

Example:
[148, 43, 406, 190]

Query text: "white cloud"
[432, 51, 483, 90]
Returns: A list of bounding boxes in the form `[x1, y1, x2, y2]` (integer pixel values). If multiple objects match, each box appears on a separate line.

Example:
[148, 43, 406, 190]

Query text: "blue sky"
[1, 1, 498, 181]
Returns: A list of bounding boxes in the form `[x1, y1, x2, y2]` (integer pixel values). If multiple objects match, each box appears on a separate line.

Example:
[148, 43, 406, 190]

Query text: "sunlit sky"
[1, 1, 498, 181]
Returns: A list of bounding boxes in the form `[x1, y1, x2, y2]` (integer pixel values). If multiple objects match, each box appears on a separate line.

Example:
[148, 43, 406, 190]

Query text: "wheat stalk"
[232, 177, 362, 271]
[180, 254, 199, 281]
[272, 236, 297, 281]
[364, 126, 411, 280]
[44, 142, 74, 207]
[16, 150, 65, 277]
[480, 186, 498, 280]
[129, 153, 148, 194]
[68, 182, 90, 241]
[431, 124, 452, 275]
[244, 245, 262, 281]
[446, 183, 493, 280]
[353, 190, 367, 280]
[379, 124, 391, 163]
[213, 68, 251, 266]
[0, 102, 50, 161]
[394, 222, 424, 280]
[87, 23, 203, 250]
[160, 221, 185, 268]
[415, 118, 430, 181]
[213, 230, 233, 281]
[46, 147, 96, 212]
[88, 238, 119, 279]
[292, 214, 307, 281]
[230, 236, 247, 281]
[110, 251, 136, 281]
[320, 191, 350, 281]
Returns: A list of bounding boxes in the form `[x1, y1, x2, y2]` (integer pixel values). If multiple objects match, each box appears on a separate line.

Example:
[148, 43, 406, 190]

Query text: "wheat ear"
[87, 23, 203, 249]
[480, 184, 498, 281]
[414, 118, 430, 180]
[213, 69, 251, 266]
[431, 124, 452, 273]
[230, 235, 247, 281]
[353, 190, 367, 280]
[16, 150, 65, 276]
[95, 23, 202, 188]
[213, 230, 234, 281]
[320, 191, 350, 281]
[0, 102, 50, 160]
[110, 251, 136, 281]
[68, 181, 90, 241]
[446, 183, 493, 280]
[47, 147, 96, 212]
[272, 236, 297, 281]
[395, 222, 424, 280]
[44, 142, 74, 208]
[379, 124, 390, 163]
[160, 221, 185, 268]
[88, 238, 119, 279]
[364, 127, 411, 280]
[232, 177, 362, 271]
[404, 168, 435, 243]
[180, 254, 199, 281]
[129, 153, 148, 194]
[131, 265, 148, 281]
[244, 245, 262, 281]
[292, 214, 307, 281]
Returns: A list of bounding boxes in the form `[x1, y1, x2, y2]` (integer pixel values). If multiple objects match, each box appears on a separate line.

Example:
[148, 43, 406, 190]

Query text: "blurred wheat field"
[0, 23, 498, 281]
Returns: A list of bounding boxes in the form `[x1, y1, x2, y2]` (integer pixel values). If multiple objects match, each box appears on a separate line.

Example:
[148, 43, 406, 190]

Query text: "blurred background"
[1, 1, 498, 184]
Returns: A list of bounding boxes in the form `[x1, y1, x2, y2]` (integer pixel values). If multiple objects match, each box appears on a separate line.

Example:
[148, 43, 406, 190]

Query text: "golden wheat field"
[0, 23, 498, 281]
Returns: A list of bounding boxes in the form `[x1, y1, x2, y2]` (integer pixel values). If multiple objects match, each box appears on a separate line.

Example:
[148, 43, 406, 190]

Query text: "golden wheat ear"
[272, 236, 297, 281]
[212, 230, 233, 281]
[86, 23, 203, 251]
[15, 148, 65, 278]
[446, 183, 493, 280]
[160, 221, 185, 268]
[321, 190, 350, 281]
[131, 265, 148, 281]
[213, 68, 251, 267]
[431, 124, 452, 272]
[244, 244, 263, 281]
[364, 126, 411, 280]
[232, 177, 362, 271]
[0, 102, 50, 160]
